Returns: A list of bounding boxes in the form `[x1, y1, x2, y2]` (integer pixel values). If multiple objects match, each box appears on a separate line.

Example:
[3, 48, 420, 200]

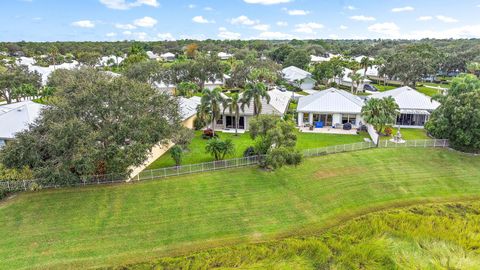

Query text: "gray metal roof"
[179, 97, 201, 121]
[222, 89, 291, 116]
[0, 101, 45, 139]
[282, 66, 314, 82]
[371, 86, 440, 111]
[297, 88, 365, 114]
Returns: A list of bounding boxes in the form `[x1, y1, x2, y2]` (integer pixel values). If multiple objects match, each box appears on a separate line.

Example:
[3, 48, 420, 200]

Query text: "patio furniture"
[343, 123, 352, 130]
[315, 121, 324, 128]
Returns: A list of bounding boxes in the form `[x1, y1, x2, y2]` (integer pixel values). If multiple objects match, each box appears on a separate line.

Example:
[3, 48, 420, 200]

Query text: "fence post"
[433, 139, 436, 147]
[151, 169, 154, 180]
[23, 180, 27, 191]
[164, 168, 166, 178]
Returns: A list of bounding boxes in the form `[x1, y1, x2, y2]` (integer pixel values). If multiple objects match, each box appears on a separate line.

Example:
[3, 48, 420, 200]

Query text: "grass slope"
[1, 148, 480, 269]
[147, 131, 367, 169]
[126, 202, 480, 269]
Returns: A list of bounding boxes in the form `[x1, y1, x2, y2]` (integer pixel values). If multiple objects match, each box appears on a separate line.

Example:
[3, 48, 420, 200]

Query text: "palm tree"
[348, 72, 362, 93]
[360, 56, 373, 81]
[361, 97, 399, 134]
[50, 46, 59, 69]
[200, 87, 227, 137]
[241, 82, 270, 116]
[226, 93, 243, 136]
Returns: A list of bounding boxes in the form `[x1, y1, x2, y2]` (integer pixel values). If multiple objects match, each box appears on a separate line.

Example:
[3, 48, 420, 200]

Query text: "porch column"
[309, 113, 313, 125]
[298, 112, 304, 126]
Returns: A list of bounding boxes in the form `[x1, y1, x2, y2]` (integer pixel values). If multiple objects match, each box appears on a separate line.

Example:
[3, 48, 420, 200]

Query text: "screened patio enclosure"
[396, 110, 430, 127]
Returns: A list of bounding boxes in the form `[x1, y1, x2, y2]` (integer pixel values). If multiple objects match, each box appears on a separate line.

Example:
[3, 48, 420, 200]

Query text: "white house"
[310, 53, 342, 64]
[370, 86, 440, 128]
[218, 52, 233, 60]
[17, 57, 80, 85]
[217, 89, 291, 131]
[0, 101, 45, 147]
[160, 52, 175, 61]
[204, 74, 231, 90]
[97, 55, 124, 67]
[297, 88, 365, 129]
[146, 51, 160, 60]
[154, 81, 176, 94]
[282, 66, 317, 90]
[336, 68, 371, 92]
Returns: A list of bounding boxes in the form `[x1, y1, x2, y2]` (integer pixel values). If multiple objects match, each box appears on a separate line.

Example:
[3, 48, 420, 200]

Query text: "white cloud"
[391, 6, 414, 12]
[106, 32, 117, 37]
[350, 15, 376, 21]
[252, 24, 270, 31]
[157, 32, 175, 40]
[277, 21, 288, 27]
[230, 15, 256, 25]
[477, 4, 480, 7]
[218, 27, 241, 39]
[340, 25, 348, 30]
[188, 4, 196, 8]
[243, 0, 291, 5]
[99, 0, 159, 10]
[368, 22, 400, 36]
[204, 7, 213, 11]
[294, 22, 324, 33]
[417, 16, 433, 21]
[257, 31, 294, 39]
[192, 16, 214, 24]
[115, 23, 136, 30]
[133, 16, 157, 27]
[346, 5, 356, 10]
[285, 9, 310, 16]
[123, 31, 149, 40]
[436, 15, 458, 23]
[72, 20, 95, 28]
[405, 24, 480, 39]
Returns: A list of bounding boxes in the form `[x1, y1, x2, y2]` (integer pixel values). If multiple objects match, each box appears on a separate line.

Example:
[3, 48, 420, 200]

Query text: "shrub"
[202, 128, 217, 139]
[170, 145, 183, 167]
[384, 127, 393, 136]
[243, 146, 256, 157]
[193, 117, 206, 130]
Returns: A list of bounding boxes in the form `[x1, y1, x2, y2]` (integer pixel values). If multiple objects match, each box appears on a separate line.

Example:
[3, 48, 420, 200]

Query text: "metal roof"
[297, 88, 365, 114]
[371, 86, 440, 111]
[0, 101, 45, 139]
[282, 66, 314, 82]
[179, 97, 201, 121]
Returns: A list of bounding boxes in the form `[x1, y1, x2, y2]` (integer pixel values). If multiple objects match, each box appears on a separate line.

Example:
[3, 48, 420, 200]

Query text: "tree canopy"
[426, 74, 480, 153]
[0, 68, 182, 184]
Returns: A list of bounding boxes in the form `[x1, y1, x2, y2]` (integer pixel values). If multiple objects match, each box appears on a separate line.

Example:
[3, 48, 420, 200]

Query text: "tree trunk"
[211, 113, 216, 137]
[235, 111, 239, 136]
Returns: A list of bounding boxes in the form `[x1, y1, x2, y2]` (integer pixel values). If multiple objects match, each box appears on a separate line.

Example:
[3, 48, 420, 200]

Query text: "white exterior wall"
[332, 113, 342, 126]
[298, 112, 304, 126]
[355, 115, 364, 128]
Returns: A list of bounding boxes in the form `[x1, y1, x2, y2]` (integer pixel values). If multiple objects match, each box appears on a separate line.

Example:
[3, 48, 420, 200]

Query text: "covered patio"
[395, 109, 430, 128]
[298, 126, 358, 135]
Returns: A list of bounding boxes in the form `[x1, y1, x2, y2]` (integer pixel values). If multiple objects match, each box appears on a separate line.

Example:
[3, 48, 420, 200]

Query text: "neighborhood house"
[217, 89, 291, 131]
[369, 86, 441, 128]
[0, 101, 45, 147]
[282, 66, 317, 90]
[297, 88, 365, 129]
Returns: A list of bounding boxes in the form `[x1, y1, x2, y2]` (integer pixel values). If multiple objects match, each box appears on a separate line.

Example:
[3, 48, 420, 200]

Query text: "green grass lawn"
[147, 131, 367, 169]
[1, 148, 480, 269]
[370, 83, 397, 92]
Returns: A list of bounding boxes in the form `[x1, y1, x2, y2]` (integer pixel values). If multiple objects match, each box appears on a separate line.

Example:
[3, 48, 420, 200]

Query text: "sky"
[1, 0, 480, 41]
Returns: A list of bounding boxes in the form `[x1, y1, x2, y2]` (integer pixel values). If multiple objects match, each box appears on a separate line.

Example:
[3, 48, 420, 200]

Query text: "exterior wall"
[332, 113, 342, 127]
[301, 79, 316, 90]
[182, 115, 196, 129]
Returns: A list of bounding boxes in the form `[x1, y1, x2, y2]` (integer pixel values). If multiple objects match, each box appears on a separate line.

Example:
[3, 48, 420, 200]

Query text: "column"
[309, 113, 313, 125]
[298, 112, 304, 126]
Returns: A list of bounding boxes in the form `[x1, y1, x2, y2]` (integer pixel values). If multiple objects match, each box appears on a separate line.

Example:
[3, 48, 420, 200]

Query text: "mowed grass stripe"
[1, 148, 480, 269]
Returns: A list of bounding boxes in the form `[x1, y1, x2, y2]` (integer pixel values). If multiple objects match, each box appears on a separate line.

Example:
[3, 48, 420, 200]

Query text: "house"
[297, 88, 365, 128]
[0, 101, 45, 147]
[336, 68, 371, 92]
[17, 57, 80, 85]
[179, 96, 201, 129]
[97, 55, 124, 67]
[154, 81, 176, 94]
[218, 52, 233, 60]
[160, 52, 175, 61]
[282, 66, 317, 90]
[217, 89, 291, 131]
[146, 51, 160, 60]
[204, 74, 231, 90]
[310, 53, 342, 64]
[369, 86, 440, 128]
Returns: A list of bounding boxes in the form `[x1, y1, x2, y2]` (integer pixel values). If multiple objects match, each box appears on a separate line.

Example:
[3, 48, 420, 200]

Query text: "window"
[216, 117, 223, 125]
[342, 114, 357, 125]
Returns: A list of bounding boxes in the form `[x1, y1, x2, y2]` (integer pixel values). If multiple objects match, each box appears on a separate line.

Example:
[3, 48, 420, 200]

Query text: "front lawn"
[147, 130, 368, 169]
[2, 148, 480, 269]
